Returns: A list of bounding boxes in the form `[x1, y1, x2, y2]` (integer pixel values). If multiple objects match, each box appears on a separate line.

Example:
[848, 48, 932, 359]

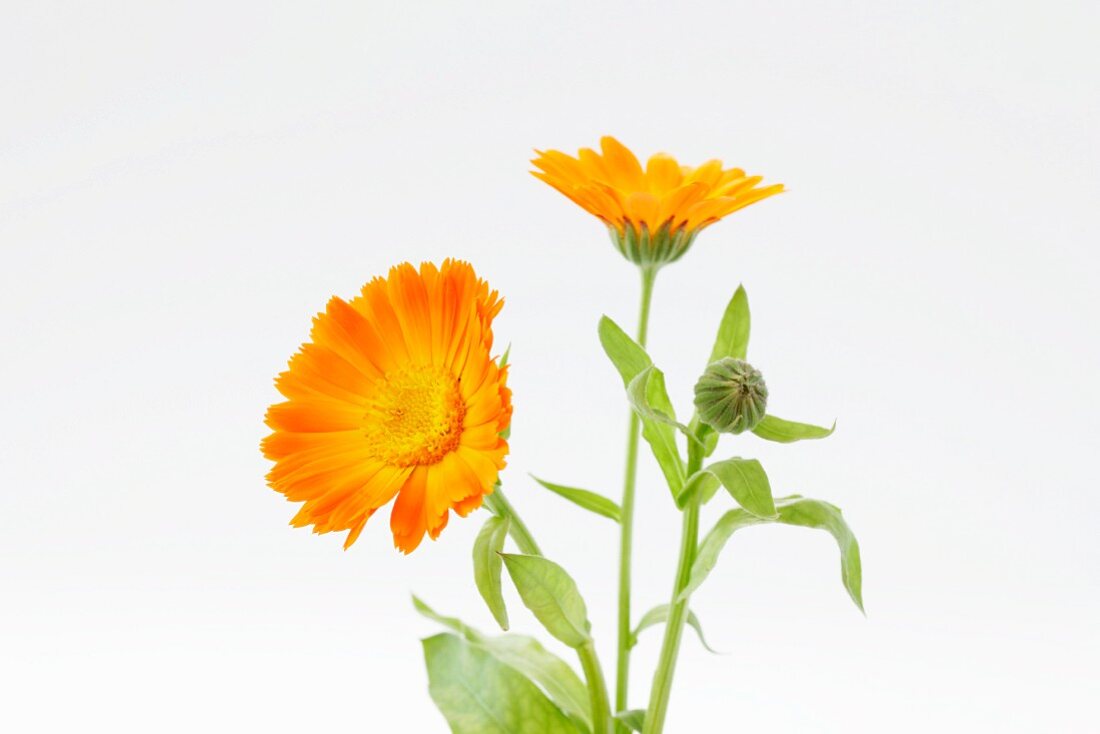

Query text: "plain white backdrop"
[2, 1, 1098, 731]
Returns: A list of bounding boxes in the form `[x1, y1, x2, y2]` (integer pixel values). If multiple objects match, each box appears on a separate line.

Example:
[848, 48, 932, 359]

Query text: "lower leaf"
[424, 633, 585, 734]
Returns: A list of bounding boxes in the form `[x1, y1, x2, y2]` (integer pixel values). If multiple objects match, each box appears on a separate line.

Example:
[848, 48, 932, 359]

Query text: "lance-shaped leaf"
[627, 365, 706, 449]
[414, 597, 592, 731]
[752, 414, 835, 443]
[678, 497, 864, 612]
[629, 604, 720, 654]
[614, 710, 646, 732]
[531, 475, 620, 522]
[501, 554, 592, 648]
[708, 284, 751, 364]
[473, 515, 511, 630]
[598, 316, 686, 495]
[678, 458, 777, 517]
[424, 634, 585, 734]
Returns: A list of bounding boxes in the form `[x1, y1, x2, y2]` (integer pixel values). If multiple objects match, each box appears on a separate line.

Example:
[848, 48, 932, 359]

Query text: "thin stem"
[615, 266, 658, 727]
[579, 640, 615, 734]
[485, 487, 613, 732]
[642, 441, 704, 734]
[485, 486, 541, 556]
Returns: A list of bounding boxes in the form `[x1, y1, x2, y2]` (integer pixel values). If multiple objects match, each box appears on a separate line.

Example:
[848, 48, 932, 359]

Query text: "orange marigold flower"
[532, 136, 784, 267]
[262, 260, 511, 553]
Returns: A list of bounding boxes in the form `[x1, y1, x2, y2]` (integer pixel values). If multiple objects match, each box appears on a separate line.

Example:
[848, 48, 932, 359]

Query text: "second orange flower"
[262, 260, 511, 553]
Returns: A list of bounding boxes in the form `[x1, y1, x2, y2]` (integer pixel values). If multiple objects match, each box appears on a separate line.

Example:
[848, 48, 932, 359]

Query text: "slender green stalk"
[579, 640, 615, 734]
[486, 487, 612, 733]
[485, 487, 542, 556]
[642, 441, 704, 734]
[615, 266, 658, 728]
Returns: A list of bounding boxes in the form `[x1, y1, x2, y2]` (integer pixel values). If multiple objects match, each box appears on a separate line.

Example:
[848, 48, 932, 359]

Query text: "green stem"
[486, 487, 613, 733]
[485, 486, 541, 556]
[579, 640, 615, 734]
[642, 441, 704, 734]
[615, 266, 658, 727]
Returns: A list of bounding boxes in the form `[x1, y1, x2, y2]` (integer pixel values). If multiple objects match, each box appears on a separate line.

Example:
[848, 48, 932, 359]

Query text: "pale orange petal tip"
[262, 259, 510, 553]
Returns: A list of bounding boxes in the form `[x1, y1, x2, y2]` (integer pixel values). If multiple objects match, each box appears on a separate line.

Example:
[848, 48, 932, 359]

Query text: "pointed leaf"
[614, 710, 646, 732]
[414, 598, 591, 731]
[679, 497, 864, 612]
[630, 604, 720, 654]
[627, 366, 705, 450]
[752, 414, 835, 443]
[599, 316, 686, 496]
[474, 516, 511, 630]
[598, 316, 650, 387]
[501, 554, 591, 648]
[413, 594, 477, 637]
[423, 634, 584, 734]
[679, 458, 779, 514]
[531, 475, 620, 522]
[708, 285, 750, 364]
[775, 497, 864, 612]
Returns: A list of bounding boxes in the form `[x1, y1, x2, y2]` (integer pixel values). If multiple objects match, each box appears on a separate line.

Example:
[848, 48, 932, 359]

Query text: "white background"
[2, 1, 1098, 731]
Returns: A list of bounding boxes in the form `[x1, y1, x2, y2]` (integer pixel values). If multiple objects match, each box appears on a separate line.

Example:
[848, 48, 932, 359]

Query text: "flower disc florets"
[694, 358, 768, 434]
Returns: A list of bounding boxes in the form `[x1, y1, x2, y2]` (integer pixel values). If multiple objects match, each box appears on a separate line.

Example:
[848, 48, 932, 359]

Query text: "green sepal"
[678, 496, 864, 612]
[501, 553, 592, 648]
[752, 414, 836, 443]
[423, 633, 586, 734]
[413, 597, 592, 732]
[473, 515, 511, 630]
[531, 475, 621, 522]
[629, 604, 720, 654]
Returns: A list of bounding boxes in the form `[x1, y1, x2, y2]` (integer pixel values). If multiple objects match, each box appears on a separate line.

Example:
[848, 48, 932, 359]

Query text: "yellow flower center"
[362, 365, 466, 467]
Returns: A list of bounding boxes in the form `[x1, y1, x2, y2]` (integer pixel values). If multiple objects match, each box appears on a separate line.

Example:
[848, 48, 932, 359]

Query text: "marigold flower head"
[532, 136, 783, 267]
[262, 260, 511, 553]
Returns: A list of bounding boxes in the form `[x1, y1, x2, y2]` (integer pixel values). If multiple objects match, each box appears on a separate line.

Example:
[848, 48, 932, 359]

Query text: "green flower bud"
[693, 358, 768, 434]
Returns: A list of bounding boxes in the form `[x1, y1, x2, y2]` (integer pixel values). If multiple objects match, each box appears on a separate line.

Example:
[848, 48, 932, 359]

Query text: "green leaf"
[414, 598, 592, 731]
[679, 458, 777, 515]
[752, 414, 835, 443]
[531, 475, 620, 522]
[501, 554, 591, 648]
[776, 497, 864, 612]
[679, 497, 864, 612]
[413, 594, 477, 637]
[629, 604, 720, 654]
[598, 316, 686, 496]
[614, 710, 646, 732]
[708, 285, 751, 364]
[705, 458, 777, 518]
[598, 316, 650, 387]
[423, 633, 584, 734]
[627, 366, 705, 449]
[627, 366, 690, 488]
[473, 516, 511, 630]
[471, 634, 593, 732]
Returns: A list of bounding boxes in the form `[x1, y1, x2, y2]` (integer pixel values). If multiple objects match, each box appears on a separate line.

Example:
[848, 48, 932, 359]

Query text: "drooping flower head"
[262, 260, 511, 553]
[532, 136, 783, 267]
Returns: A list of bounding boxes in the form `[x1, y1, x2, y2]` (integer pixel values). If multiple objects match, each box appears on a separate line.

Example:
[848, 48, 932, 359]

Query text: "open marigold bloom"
[262, 260, 511, 553]
[532, 136, 784, 267]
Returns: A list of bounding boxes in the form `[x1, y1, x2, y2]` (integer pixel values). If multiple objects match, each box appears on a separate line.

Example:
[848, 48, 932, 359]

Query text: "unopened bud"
[693, 358, 768, 434]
